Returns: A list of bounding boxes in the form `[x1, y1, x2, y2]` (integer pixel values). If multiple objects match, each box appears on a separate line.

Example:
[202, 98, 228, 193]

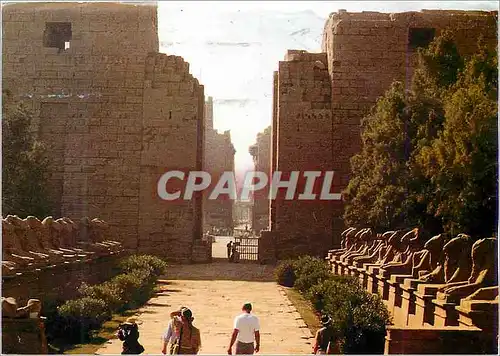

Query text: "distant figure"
[245, 225, 248, 232]
[227, 241, 233, 261]
[313, 315, 339, 354]
[232, 243, 240, 263]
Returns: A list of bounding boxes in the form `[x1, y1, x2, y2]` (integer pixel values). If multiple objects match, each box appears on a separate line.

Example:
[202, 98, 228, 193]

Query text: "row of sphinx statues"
[2, 215, 123, 276]
[328, 227, 498, 304]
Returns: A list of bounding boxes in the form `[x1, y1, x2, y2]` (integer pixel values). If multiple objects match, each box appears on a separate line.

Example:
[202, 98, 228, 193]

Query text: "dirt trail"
[96, 262, 314, 355]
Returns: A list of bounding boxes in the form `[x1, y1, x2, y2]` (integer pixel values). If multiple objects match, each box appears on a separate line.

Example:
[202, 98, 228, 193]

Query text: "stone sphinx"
[337, 228, 371, 261]
[413, 233, 446, 282]
[55, 218, 77, 248]
[372, 230, 407, 266]
[340, 227, 357, 249]
[21, 215, 81, 265]
[378, 228, 428, 277]
[437, 237, 497, 303]
[54, 218, 94, 257]
[2, 216, 42, 270]
[340, 228, 381, 264]
[2, 297, 42, 319]
[329, 227, 359, 258]
[76, 217, 115, 254]
[90, 218, 122, 250]
[353, 230, 395, 267]
[40, 216, 84, 259]
[25, 216, 68, 260]
[442, 233, 474, 284]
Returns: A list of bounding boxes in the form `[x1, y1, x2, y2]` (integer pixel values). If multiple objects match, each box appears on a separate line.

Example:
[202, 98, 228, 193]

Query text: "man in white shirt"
[227, 302, 260, 355]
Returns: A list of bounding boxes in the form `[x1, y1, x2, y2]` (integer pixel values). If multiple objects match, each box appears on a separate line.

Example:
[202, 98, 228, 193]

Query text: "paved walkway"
[96, 262, 314, 355]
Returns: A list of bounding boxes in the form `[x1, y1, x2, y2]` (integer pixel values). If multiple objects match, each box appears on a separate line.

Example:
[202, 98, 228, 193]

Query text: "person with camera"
[162, 306, 186, 354]
[117, 317, 145, 355]
[168, 307, 201, 354]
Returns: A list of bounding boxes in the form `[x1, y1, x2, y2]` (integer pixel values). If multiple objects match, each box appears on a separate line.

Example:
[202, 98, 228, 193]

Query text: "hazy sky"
[157, 1, 498, 176]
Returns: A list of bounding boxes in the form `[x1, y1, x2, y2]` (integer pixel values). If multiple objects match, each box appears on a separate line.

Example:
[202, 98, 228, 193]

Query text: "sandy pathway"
[96, 262, 314, 355]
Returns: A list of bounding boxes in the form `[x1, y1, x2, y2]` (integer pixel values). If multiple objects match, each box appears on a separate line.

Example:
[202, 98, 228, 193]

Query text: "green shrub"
[79, 281, 125, 313]
[293, 256, 331, 294]
[119, 254, 168, 277]
[275, 259, 297, 287]
[278, 256, 391, 354]
[57, 297, 111, 343]
[45, 254, 167, 349]
[307, 276, 391, 354]
[112, 268, 155, 308]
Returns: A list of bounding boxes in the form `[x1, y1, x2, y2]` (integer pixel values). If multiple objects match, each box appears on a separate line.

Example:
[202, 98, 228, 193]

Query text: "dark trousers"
[235, 341, 254, 355]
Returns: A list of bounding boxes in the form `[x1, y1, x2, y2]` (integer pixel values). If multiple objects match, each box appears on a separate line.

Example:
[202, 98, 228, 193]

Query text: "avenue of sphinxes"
[327, 228, 498, 353]
[2, 1, 498, 355]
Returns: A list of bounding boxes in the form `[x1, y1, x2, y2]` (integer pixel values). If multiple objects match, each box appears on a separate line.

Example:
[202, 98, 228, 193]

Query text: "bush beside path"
[96, 262, 314, 355]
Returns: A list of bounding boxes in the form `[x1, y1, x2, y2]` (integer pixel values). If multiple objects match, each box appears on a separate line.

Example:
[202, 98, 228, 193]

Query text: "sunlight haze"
[157, 1, 498, 177]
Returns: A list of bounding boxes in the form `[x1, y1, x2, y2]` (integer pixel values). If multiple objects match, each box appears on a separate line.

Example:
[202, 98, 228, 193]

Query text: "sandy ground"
[96, 261, 314, 355]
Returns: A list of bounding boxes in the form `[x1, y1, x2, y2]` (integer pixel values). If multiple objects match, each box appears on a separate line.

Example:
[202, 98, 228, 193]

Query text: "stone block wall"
[203, 96, 235, 232]
[2, 2, 206, 261]
[139, 53, 205, 260]
[321, 10, 498, 247]
[272, 50, 340, 258]
[249, 126, 271, 233]
[268, 10, 497, 258]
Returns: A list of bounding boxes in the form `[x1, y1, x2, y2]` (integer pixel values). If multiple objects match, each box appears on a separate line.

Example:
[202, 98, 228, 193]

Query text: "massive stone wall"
[321, 10, 498, 246]
[249, 126, 271, 233]
[203, 96, 235, 232]
[2, 2, 206, 261]
[271, 50, 339, 258]
[139, 53, 205, 259]
[268, 10, 497, 258]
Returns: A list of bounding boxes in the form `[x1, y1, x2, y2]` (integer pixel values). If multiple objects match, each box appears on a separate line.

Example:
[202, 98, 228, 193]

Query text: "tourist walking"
[227, 302, 260, 355]
[227, 241, 233, 261]
[231, 243, 240, 263]
[161, 306, 185, 354]
[117, 317, 145, 354]
[169, 308, 201, 354]
[312, 315, 339, 354]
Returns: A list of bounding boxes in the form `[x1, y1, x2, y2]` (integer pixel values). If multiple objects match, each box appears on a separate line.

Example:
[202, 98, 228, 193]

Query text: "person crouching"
[117, 317, 145, 354]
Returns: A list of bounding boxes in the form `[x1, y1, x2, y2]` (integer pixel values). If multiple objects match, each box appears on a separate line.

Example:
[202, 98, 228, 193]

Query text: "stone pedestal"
[400, 284, 417, 326]
[347, 265, 359, 278]
[357, 267, 368, 289]
[337, 261, 349, 275]
[366, 265, 380, 294]
[384, 326, 497, 354]
[456, 299, 499, 331]
[331, 258, 340, 274]
[387, 275, 411, 325]
[432, 299, 460, 327]
[414, 284, 446, 326]
[377, 275, 390, 300]
[2, 317, 48, 354]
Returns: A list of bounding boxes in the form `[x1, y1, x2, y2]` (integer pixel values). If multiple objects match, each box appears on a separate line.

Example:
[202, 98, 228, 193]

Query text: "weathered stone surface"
[2, 2, 205, 261]
[326, 227, 498, 353]
[249, 126, 271, 233]
[2, 215, 122, 275]
[203, 96, 235, 233]
[269, 10, 497, 259]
